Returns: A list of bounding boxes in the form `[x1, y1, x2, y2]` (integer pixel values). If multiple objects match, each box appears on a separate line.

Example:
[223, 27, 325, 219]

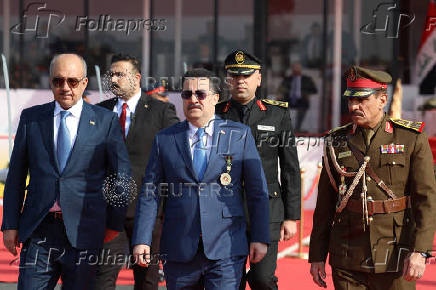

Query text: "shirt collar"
[117, 90, 142, 114]
[188, 116, 215, 139]
[54, 98, 83, 118]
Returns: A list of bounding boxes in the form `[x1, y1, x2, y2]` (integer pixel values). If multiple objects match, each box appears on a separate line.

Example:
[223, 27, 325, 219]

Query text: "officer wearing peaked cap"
[309, 66, 436, 290]
[217, 50, 301, 290]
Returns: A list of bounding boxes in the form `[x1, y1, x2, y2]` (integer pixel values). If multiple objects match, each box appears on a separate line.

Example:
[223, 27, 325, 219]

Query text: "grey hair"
[49, 54, 87, 78]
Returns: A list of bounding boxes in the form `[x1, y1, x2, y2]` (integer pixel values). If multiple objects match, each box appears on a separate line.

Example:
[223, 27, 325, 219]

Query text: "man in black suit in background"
[95, 54, 179, 290]
[278, 62, 317, 133]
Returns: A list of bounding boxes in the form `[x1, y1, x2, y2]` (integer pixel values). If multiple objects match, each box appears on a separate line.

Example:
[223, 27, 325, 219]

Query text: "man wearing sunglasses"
[1, 53, 131, 289]
[132, 68, 270, 289]
[95, 54, 179, 290]
[216, 50, 301, 290]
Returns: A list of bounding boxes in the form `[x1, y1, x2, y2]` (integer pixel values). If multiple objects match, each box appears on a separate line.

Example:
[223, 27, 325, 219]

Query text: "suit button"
[366, 176, 371, 182]
[369, 217, 373, 222]
[274, 192, 278, 196]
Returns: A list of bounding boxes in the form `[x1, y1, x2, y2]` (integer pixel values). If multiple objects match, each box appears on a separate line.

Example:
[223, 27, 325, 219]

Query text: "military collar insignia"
[256, 100, 267, 111]
[385, 121, 393, 133]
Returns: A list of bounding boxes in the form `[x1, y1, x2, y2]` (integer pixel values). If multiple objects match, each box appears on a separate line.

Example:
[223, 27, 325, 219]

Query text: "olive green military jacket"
[309, 114, 436, 273]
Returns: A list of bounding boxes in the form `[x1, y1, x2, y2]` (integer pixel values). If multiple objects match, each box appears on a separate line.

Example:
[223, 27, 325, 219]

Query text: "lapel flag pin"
[90, 120, 95, 125]
[220, 130, 225, 134]
[144, 104, 149, 108]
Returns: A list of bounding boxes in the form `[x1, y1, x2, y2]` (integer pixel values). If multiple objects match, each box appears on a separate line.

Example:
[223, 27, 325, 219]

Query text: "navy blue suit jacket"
[1, 101, 131, 249]
[132, 117, 270, 262]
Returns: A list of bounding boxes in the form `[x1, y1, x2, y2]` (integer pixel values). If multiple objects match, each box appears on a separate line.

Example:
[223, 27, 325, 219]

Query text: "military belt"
[346, 196, 410, 215]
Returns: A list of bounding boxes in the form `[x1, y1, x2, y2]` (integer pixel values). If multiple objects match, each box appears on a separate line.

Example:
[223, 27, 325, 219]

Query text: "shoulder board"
[390, 118, 425, 133]
[328, 123, 353, 135]
[261, 99, 288, 108]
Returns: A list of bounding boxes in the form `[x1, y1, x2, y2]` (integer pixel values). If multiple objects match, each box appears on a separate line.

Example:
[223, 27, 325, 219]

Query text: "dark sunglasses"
[52, 76, 85, 88]
[181, 90, 210, 100]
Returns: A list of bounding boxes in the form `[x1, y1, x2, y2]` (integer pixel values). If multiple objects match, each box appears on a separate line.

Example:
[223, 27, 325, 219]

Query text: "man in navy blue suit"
[132, 68, 270, 289]
[1, 53, 131, 290]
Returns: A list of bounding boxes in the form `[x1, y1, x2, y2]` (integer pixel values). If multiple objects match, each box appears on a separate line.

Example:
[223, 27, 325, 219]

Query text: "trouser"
[332, 267, 416, 290]
[239, 241, 278, 290]
[94, 217, 163, 290]
[18, 214, 99, 290]
[164, 240, 246, 290]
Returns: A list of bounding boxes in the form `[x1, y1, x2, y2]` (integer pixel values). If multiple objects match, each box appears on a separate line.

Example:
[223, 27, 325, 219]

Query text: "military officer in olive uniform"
[309, 66, 436, 290]
[216, 50, 301, 290]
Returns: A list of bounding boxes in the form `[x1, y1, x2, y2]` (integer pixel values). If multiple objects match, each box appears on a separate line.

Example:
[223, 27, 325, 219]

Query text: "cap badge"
[235, 51, 244, 64]
[348, 66, 357, 81]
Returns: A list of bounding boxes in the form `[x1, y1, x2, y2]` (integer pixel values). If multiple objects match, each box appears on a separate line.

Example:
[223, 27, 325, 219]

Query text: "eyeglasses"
[109, 71, 126, 78]
[181, 90, 210, 100]
[52, 76, 86, 88]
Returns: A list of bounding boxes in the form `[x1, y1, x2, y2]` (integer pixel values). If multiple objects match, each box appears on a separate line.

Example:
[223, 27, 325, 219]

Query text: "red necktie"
[119, 103, 127, 140]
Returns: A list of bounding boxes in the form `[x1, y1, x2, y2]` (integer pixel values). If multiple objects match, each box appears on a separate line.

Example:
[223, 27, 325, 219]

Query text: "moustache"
[188, 104, 202, 110]
[351, 110, 364, 117]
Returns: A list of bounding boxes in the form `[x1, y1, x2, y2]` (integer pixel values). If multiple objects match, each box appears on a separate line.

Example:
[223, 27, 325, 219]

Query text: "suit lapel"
[63, 102, 96, 173]
[202, 117, 225, 181]
[39, 102, 59, 173]
[102, 97, 118, 111]
[174, 121, 197, 180]
[126, 94, 148, 143]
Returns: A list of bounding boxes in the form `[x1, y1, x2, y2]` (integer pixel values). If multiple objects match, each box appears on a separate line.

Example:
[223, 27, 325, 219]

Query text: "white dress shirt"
[51, 98, 84, 211]
[188, 117, 215, 161]
[113, 91, 141, 137]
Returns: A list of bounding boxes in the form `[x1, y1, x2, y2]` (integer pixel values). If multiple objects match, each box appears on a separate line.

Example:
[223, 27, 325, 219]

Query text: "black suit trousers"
[94, 217, 163, 290]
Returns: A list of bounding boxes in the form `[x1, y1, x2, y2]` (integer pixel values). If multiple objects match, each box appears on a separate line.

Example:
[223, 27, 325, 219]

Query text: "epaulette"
[328, 123, 353, 135]
[390, 118, 425, 133]
[261, 99, 288, 108]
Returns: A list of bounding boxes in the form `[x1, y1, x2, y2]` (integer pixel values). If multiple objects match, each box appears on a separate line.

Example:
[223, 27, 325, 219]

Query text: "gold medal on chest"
[220, 156, 233, 186]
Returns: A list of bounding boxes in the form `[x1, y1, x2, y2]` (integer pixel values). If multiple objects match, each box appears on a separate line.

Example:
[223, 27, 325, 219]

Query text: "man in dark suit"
[278, 62, 317, 132]
[95, 54, 179, 290]
[1, 53, 130, 290]
[132, 68, 270, 289]
[216, 50, 301, 290]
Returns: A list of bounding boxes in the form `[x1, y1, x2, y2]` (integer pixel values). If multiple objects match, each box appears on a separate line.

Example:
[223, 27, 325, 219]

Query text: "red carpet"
[1, 206, 436, 289]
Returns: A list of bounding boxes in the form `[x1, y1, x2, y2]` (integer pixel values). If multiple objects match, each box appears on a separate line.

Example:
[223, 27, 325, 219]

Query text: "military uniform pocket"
[380, 154, 406, 185]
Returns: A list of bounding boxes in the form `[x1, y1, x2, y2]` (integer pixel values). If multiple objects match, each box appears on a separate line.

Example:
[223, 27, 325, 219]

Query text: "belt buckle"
[367, 197, 374, 216]
[53, 212, 62, 220]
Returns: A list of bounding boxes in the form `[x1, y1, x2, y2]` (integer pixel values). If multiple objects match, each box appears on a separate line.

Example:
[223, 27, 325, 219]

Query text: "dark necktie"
[119, 103, 127, 140]
[193, 128, 207, 180]
[241, 106, 250, 124]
